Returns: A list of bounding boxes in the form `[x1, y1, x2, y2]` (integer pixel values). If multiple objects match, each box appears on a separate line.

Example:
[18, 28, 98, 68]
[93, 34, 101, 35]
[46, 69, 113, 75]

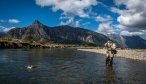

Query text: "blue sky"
[0, 0, 146, 39]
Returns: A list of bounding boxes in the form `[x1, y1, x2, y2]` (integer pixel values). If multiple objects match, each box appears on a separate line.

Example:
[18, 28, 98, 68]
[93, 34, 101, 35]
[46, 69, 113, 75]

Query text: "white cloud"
[0, 26, 15, 32]
[60, 17, 82, 27]
[75, 21, 80, 27]
[8, 19, 20, 24]
[115, 24, 127, 30]
[0, 20, 6, 23]
[95, 15, 115, 35]
[120, 30, 144, 36]
[35, 0, 98, 18]
[96, 21, 146, 38]
[109, 0, 146, 38]
[60, 17, 74, 25]
[95, 15, 113, 22]
[112, 0, 146, 29]
[80, 22, 90, 28]
[82, 22, 90, 26]
[110, 7, 127, 15]
[0, 19, 21, 24]
[96, 22, 118, 35]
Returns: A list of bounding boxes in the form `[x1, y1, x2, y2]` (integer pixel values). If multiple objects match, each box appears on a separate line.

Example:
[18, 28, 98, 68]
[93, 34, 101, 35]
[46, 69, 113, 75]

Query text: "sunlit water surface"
[0, 48, 146, 84]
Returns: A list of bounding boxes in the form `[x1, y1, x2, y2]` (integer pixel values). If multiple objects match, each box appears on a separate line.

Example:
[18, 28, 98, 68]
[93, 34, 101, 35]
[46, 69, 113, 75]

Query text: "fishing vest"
[105, 42, 116, 50]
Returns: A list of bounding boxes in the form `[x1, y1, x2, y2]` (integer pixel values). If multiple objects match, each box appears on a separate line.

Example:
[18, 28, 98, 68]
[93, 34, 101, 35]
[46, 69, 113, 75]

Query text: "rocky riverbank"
[78, 49, 146, 61]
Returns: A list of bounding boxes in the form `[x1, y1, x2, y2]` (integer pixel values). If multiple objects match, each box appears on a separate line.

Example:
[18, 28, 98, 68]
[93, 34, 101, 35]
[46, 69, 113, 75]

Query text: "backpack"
[112, 49, 117, 54]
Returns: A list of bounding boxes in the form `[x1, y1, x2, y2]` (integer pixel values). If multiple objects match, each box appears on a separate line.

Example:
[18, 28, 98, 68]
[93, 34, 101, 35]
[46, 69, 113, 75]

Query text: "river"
[0, 48, 146, 84]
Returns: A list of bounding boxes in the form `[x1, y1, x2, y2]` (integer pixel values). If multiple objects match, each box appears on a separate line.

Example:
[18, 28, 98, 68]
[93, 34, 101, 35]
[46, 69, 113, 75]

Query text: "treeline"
[0, 38, 88, 49]
[0, 38, 43, 48]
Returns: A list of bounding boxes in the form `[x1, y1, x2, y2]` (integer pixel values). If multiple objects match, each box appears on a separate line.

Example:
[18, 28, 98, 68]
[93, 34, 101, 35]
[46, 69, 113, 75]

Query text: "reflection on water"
[105, 65, 115, 84]
[0, 48, 146, 84]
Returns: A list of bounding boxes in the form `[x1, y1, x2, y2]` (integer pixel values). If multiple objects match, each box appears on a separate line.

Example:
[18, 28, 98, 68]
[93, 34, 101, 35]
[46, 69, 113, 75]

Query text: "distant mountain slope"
[122, 36, 146, 49]
[5, 20, 108, 46]
[108, 34, 146, 49]
[107, 34, 124, 48]
[0, 32, 5, 38]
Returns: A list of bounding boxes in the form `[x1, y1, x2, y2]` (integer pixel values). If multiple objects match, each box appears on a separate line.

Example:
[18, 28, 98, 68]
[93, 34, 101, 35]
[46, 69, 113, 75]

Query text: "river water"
[0, 48, 146, 84]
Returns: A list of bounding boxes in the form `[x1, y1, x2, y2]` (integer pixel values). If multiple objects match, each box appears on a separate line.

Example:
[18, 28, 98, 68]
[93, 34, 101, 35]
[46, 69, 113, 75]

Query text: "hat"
[108, 38, 112, 41]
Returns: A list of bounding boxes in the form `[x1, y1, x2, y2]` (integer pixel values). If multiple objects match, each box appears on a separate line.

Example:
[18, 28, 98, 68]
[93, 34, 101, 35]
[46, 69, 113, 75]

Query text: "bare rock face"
[4, 20, 108, 46]
[5, 20, 50, 41]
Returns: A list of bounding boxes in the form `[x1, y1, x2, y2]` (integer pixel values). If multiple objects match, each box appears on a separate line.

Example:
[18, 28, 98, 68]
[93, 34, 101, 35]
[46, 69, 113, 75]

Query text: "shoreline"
[1, 39, 146, 61]
[0, 41, 84, 49]
[78, 49, 146, 61]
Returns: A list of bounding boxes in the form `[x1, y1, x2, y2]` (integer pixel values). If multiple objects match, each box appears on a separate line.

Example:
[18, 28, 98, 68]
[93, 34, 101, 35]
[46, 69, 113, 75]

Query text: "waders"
[106, 50, 113, 66]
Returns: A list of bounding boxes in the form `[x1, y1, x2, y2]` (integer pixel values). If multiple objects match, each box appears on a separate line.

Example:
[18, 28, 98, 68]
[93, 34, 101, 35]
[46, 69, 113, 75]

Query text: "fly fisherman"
[104, 38, 117, 65]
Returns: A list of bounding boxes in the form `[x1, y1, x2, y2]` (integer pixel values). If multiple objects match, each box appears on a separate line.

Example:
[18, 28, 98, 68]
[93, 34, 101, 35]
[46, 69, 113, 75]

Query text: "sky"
[0, 0, 146, 39]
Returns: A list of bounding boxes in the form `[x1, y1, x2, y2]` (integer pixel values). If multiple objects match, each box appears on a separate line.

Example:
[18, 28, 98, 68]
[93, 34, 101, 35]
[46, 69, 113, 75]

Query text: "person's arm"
[104, 43, 107, 47]
[112, 43, 116, 49]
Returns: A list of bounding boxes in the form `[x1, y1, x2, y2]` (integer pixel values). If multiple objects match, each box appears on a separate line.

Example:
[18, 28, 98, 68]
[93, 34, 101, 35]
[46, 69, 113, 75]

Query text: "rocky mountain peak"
[33, 20, 41, 24]
[4, 21, 109, 46]
[30, 20, 44, 28]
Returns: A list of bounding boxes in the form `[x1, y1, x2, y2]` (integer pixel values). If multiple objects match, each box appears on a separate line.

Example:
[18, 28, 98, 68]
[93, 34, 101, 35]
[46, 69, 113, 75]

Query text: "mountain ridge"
[4, 20, 109, 46]
[2, 20, 146, 48]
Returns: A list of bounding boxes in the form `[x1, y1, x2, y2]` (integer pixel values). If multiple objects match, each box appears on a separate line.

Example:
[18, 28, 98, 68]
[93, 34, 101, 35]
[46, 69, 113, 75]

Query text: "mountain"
[122, 35, 146, 49]
[0, 32, 5, 38]
[3, 20, 146, 48]
[4, 20, 108, 46]
[0, 26, 14, 32]
[6, 20, 50, 40]
[108, 34, 146, 49]
[107, 34, 124, 48]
